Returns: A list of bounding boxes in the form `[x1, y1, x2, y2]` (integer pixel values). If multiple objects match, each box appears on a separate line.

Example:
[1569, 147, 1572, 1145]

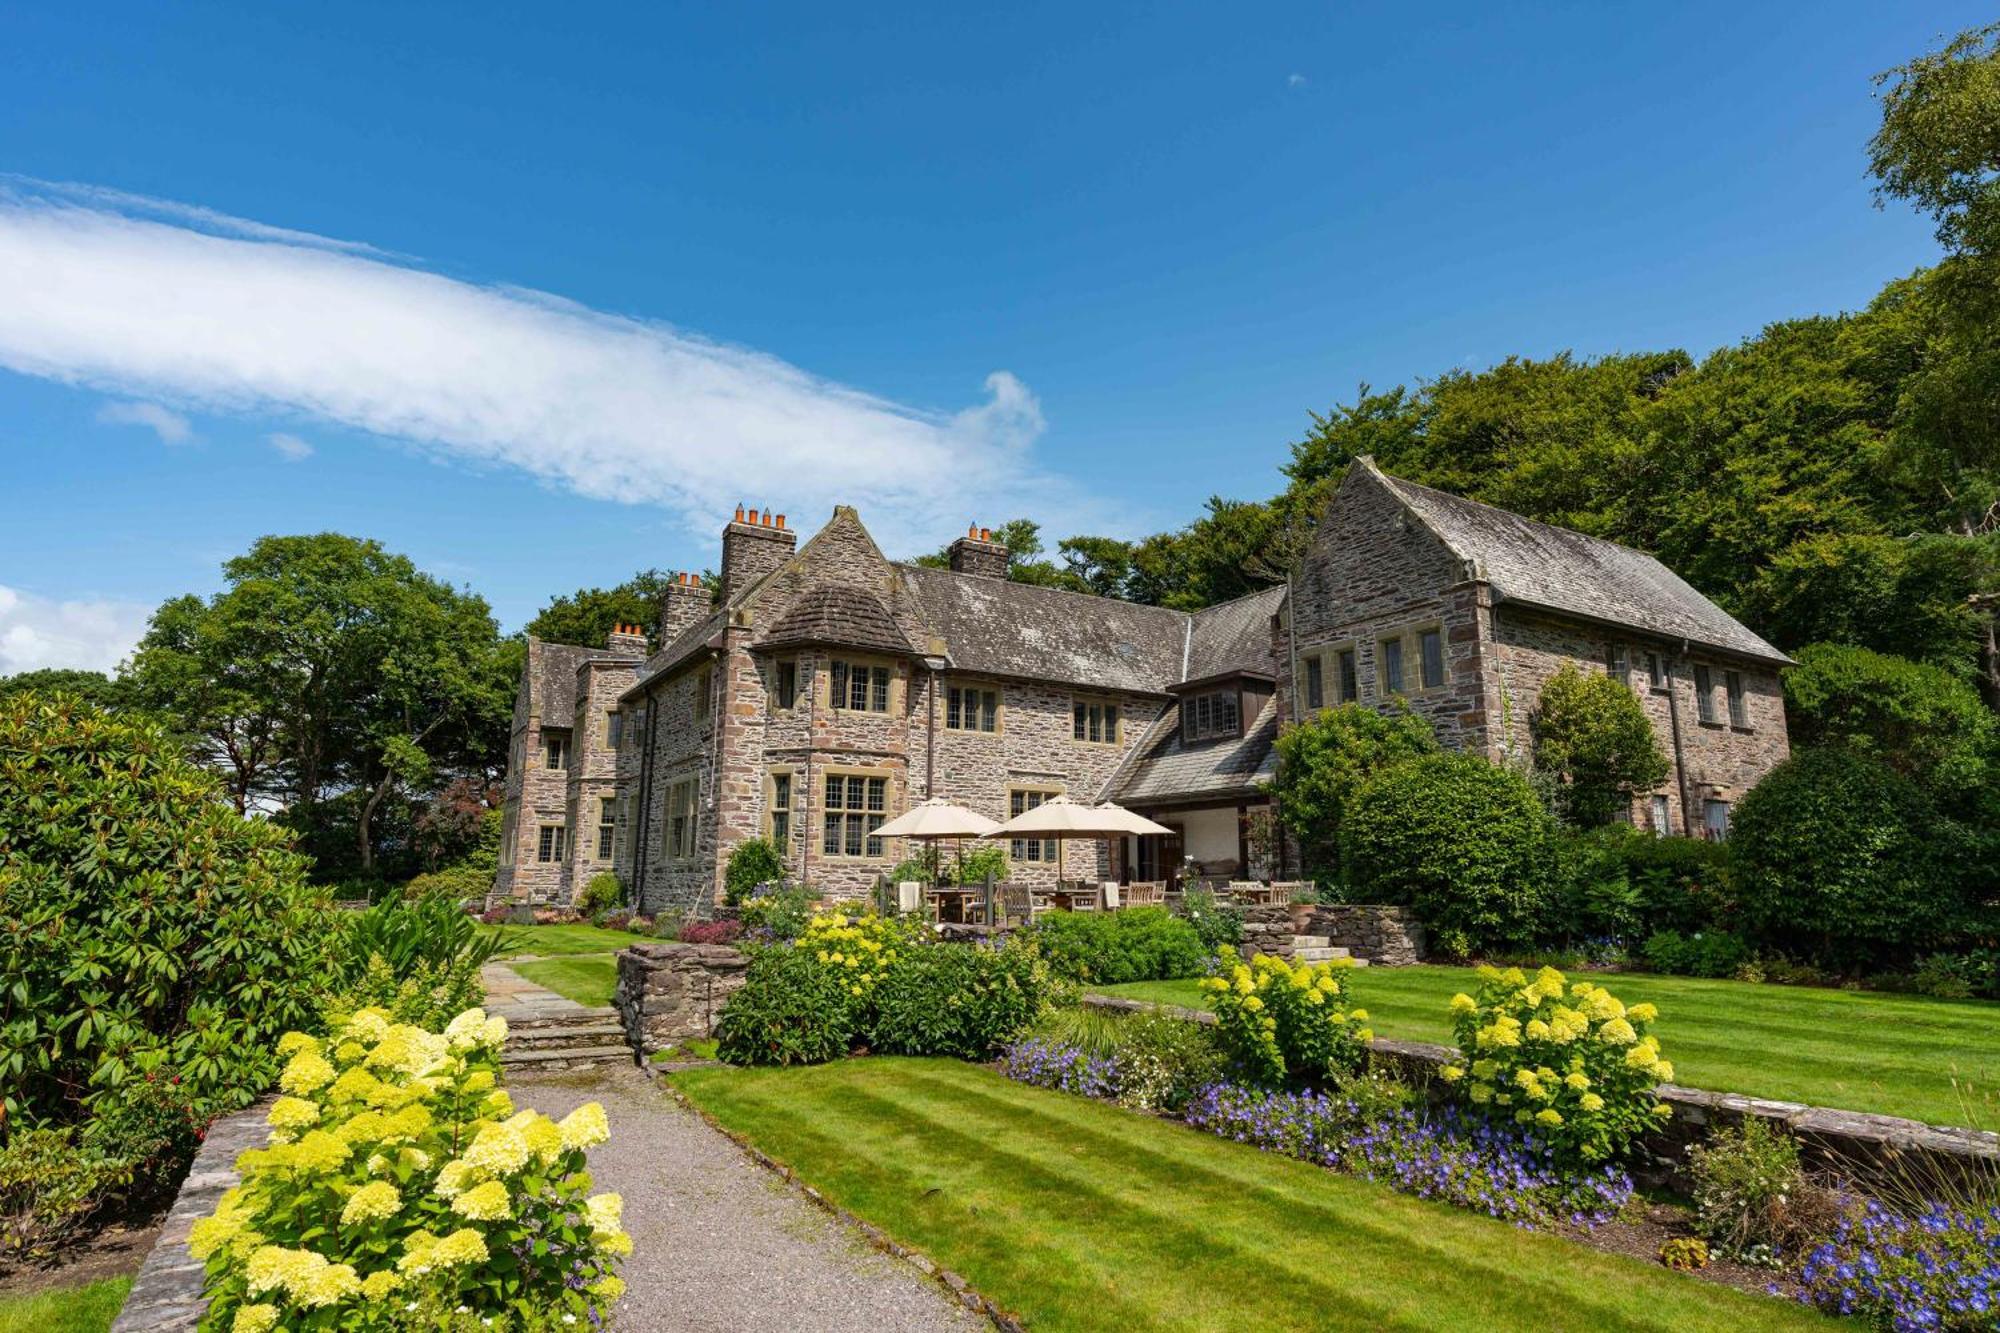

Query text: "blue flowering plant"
[1796, 1196, 1999, 1330]
[1182, 1082, 1633, 1228]
[188, 1007, 627, 1331]
[1442, 964, 1671, 1169]
[997, 1038, 1121, 1101]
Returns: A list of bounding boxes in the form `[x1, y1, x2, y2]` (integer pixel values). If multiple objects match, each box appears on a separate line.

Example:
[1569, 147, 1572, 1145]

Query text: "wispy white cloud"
[96, 399, 193, 444]
[1287, 73, 1308, 89]
[0, 177, 1081, 549]
[0, 584, 151, 675]
[268, 431, 314, 462]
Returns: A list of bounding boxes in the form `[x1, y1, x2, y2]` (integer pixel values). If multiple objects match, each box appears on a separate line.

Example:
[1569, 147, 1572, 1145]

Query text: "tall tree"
[128, 534, 512, 870]
[526, 568, 701, 648]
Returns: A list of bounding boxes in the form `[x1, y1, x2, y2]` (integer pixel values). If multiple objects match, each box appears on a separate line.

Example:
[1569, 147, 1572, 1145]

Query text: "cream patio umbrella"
[991, 794, 1151, 889]
[870, 797, 1003, 882]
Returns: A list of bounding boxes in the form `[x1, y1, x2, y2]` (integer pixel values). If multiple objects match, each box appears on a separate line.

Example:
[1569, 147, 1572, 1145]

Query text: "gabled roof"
[760, 582, 914, 656]
[1360, 460, 1790, 666]
[893, 563, 1189, 694]
[1184, 584, 1286, 681]
[1111, 693, 1280, 805]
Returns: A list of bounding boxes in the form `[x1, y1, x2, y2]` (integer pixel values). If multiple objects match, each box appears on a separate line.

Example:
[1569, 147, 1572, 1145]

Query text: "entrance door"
[1136, 830, 1183, 886]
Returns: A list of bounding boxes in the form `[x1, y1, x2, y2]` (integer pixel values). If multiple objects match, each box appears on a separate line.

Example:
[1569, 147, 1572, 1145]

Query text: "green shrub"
[1640, 929, 1752, 979]
[1175, 886, 1243, 955]
[869, 940, 1064, 1060]
[1112, 1011, 1226, 1113]
[1027, 907, 1208, 984]
[1687, 1118, 1843, 1263]
[400, 863, 492, 904]
[1342, 752, 1555, 954]
[1272, 701, 1438, 878]
[723, 837, 787, 906]
[326, 890, 506, 1030]
[1547, 827, 1647, 947]
[189, 1007, 627, 1329]
[714, 945, 861, 1066]
[1782, 643, 1996, 797]
[0, 1129, 132, 1258]
[0, 693, 337, 1131]
[578, 871, 625, 917]
[1908, 951, 1999, 999]
[1531, 663, 1672, 827]
[1201, 954, 1371, 1089]
[948, 845, 1009, 886]
[1623, 833, 1732, 937]
[737, 886, 817, 940]
[1731, 748, 1969, 968]
[1442, 965, 1672, 1168]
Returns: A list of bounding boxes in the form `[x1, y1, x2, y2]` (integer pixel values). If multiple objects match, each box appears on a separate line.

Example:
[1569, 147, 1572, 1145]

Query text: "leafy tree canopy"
[0, 668, 129, 711]
[524, 568, 715, 648]
[1782, 643, 1996, 796]
[1270, 701, 1438, 881]
[1531, 664, 1671, 828]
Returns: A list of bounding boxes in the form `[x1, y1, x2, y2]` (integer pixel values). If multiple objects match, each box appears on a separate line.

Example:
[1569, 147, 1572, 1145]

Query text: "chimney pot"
[775, 513, 786, 529]
[968, 523, 979, 539]
[734, 504, 745, 523]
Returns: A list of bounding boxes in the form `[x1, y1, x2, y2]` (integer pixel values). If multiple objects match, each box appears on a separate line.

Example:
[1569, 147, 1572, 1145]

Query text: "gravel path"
[509, 1067, 981, 1332]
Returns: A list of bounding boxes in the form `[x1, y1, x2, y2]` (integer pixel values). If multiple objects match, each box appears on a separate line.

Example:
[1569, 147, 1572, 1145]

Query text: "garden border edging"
[645, 1063, 1023, 1331]
[109, 1101, 270, 1333]
[1080, 993, 2000, 1189]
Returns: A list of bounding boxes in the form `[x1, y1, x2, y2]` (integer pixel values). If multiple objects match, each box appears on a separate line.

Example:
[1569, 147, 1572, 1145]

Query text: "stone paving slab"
[479, 961, 616, 1025]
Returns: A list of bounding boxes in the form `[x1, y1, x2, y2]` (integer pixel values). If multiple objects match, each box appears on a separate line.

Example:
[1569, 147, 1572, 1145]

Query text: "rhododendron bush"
[1441, 964, 1672, 1168]
[189, 1007, 627, 1331]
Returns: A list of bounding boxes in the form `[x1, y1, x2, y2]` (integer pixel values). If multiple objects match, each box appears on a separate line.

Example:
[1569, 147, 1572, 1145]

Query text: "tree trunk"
[358, 771, 396, 875]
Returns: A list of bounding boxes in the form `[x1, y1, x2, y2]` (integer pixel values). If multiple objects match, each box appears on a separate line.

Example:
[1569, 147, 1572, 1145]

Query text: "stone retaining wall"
[110, 1103, 269, 1332]
[1307, 904, 1425, 965]
[1081, 994, 2000, 1192]
[615, 942, 750, 1056]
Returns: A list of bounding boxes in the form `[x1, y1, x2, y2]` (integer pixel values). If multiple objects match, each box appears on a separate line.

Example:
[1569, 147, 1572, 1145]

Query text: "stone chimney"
[947, 524, 1010, 580]
[606, 622, 649, 658]
[720, 505, 797, 602]
[656, 571, 711, 645]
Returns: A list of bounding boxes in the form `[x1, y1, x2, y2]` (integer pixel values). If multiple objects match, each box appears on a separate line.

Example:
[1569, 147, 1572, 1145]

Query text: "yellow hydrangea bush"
[797, 908, 914, 1004]
[1441, 965, 1673, 1167]
[189, 1007, 627, 1331]
[1200, 954, 1371, 1088]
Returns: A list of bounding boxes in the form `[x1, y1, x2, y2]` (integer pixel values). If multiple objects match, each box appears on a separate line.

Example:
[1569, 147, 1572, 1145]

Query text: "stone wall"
[1308, 904, 1426, 965]
[1234, 903, 1426, 966]
[615, 941, 750, 1055]
[1288, 465, 1498, 755]
[109, 1102, 270, 1332]
[1490, 606, 1789, 835]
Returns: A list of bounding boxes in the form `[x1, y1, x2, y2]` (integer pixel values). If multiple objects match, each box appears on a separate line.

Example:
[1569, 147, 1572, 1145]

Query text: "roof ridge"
[1375, 469, 1662, 564]
[893, 560, 1193, 620]
[1187, 581, 1287, 617]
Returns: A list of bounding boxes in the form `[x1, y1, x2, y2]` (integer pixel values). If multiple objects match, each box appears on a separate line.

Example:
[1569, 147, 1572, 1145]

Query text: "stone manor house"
[491, 458, 1791, 914]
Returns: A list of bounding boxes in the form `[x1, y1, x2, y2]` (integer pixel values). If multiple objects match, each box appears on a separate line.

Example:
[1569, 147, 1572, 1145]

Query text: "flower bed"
[1796, 1197, 2000, 1330]
[1000, 1036, 1632, 1230]
[187, 1006, 627, 1330]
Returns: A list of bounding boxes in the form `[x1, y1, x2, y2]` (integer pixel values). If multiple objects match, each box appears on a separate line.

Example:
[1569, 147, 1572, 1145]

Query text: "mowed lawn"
[672, 1058, 1831, 1332]
[1100, 966, 2000, 1128]
[479, 924, 647, 1008]
[0, 1278, 132, 1333]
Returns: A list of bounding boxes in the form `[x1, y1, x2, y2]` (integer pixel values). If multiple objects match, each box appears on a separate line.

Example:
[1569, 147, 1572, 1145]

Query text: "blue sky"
[0, 2, 1982, 672]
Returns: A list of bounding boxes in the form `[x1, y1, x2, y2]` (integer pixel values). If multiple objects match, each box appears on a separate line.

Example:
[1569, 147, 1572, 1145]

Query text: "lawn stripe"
[883, 1061, 1759, 1331]
[676, 1061, 1828, 1332]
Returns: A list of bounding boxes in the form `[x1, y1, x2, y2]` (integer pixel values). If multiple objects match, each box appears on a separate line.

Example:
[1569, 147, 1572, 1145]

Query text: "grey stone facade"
[493, 459, 1791, 913]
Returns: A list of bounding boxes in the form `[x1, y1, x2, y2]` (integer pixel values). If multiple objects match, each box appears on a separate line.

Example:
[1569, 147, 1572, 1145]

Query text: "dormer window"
[1181, 690, 1241, 742]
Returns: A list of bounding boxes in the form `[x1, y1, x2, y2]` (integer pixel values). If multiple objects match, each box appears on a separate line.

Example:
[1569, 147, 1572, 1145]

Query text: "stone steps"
[500, 1043, 634, 1072]
[506, 1021, 627, 1052]
[1292, 945, 1353, 964]
[1290, 935, 1332, 949]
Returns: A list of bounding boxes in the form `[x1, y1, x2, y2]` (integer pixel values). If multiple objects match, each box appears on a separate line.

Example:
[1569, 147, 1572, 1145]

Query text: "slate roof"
[893, 564, 1191, 694]
[1368, 462, 1791, 665]
[533, 641, 623, 723]
[759, 582, 914, 656]
[1111, 694, 1280, 804]
[1183, 584, 1286, 682]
